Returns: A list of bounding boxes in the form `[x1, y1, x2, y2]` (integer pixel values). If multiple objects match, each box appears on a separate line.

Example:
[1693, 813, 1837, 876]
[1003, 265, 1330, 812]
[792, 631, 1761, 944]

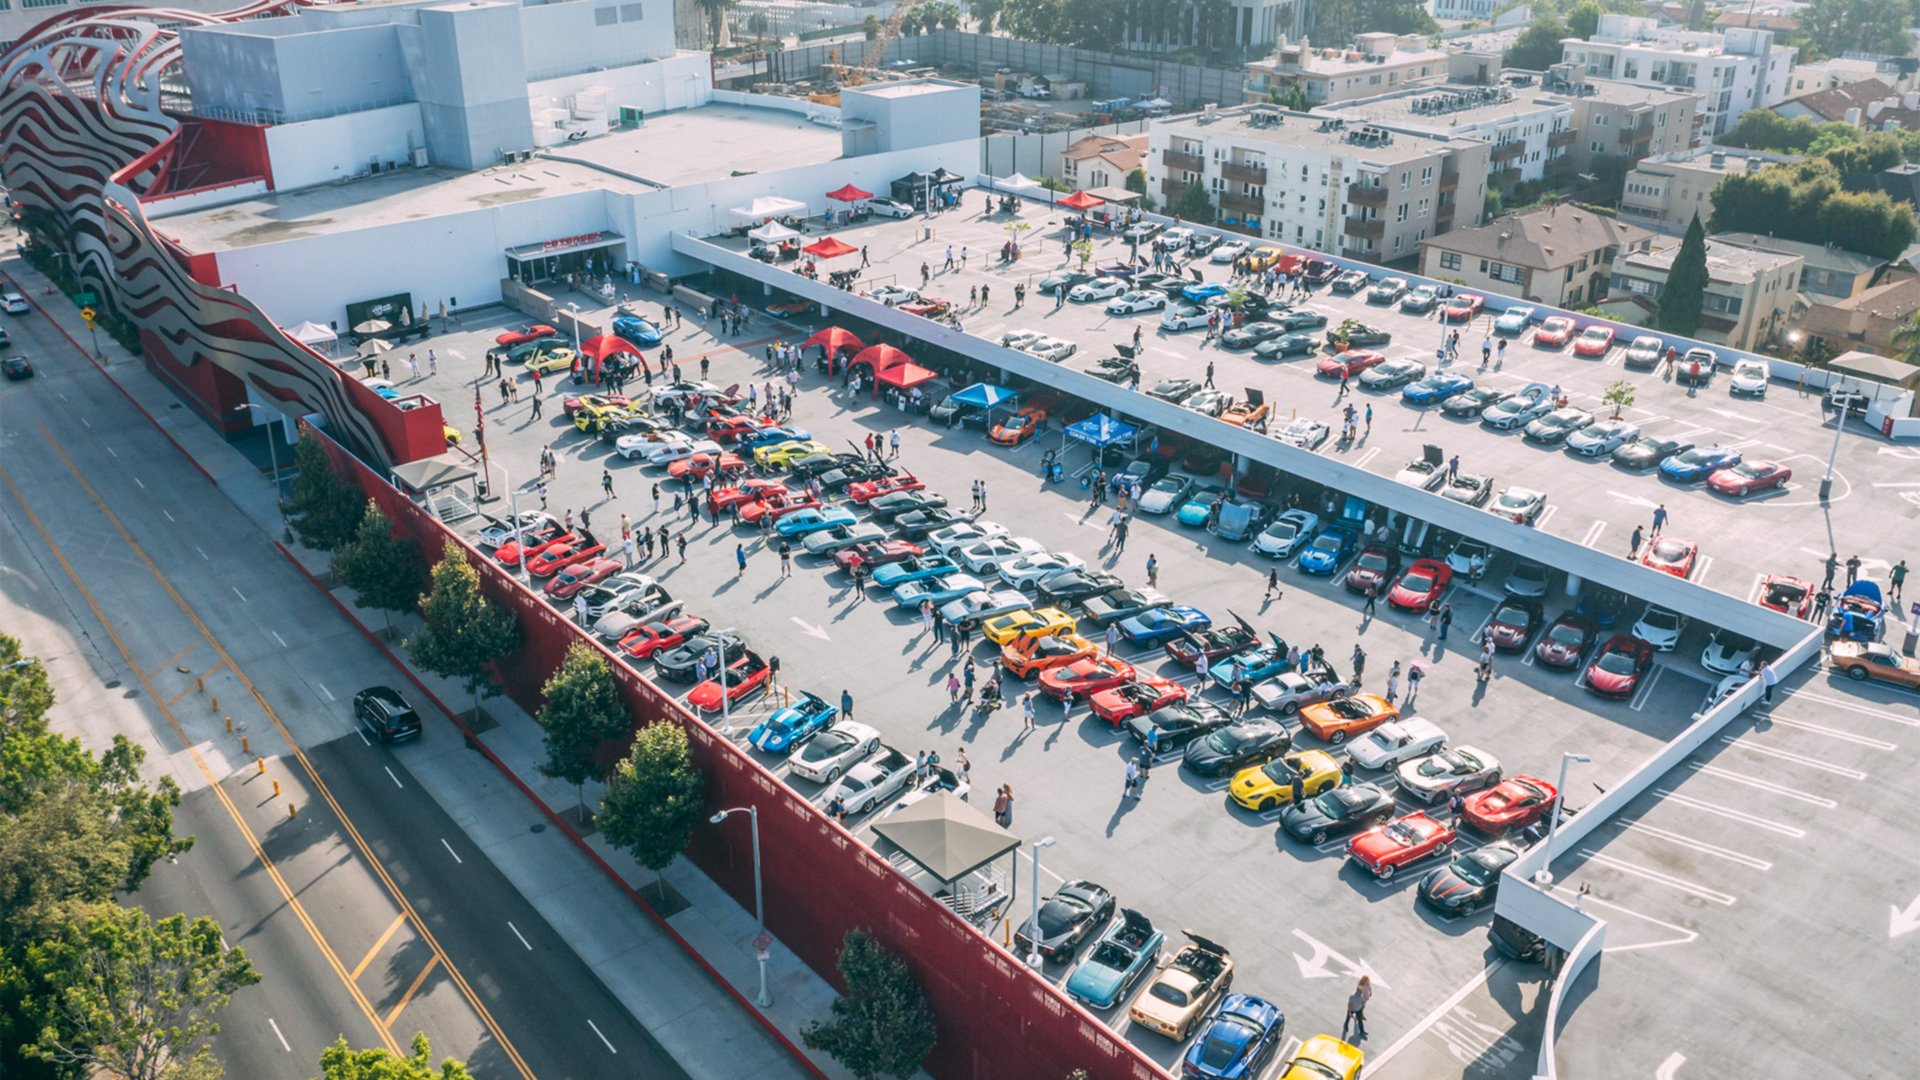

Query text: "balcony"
[1347, 182, 1389, 207]
[1161, 176, 1199, 199]
[1220, 191, 1265, 215]
[1224, 219, 1262, 238]
[1221, 160, 1267, 185]
[1492, 140, 1525, 162]
[1343, 215, 1385, 241]
[1163, 149, 1205, 173]
[1439, 171, 1459, 191]
[1491, 165, 1522, 186]
[1436, 201, 1455, 224]
[1548, 128, 1576, 148]
[1340, 247, 1374, 262]
[1616, 126, 1644, 145]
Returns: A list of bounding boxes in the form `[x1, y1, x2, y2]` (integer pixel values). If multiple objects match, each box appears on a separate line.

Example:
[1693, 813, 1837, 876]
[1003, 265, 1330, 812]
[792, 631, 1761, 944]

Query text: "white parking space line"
[440, 838, 463, 864]
[1577, 849, 1736, 905]
[231, 586, 246, 602]
[1654, 789, 1806, 838]
[357, 730, 371, 747]
[1616, 819, 1773, 871]
[267, 1018, 292, 1053]
[1688, 762, 1838, 807]
[1363, 962, 1502, 1074]
[106, 446, 117, 459]
[1629, 663, 1665, 711]
[1577, 520, 1606, 548]
[508, 921, 533, 951]
[1781, 690, 1918, 727]
[316, 681, 335, 702]
[1692, 555, 1714, 588]
[587, 1019, 617, 1054]
[132, 476, 144, 489]
[1759, 714, 1897, 751]
[1745, 573, 1765, 604]
[271, 630, 287, 648]
[1353, 446, 1382, 469]
[1535, 505, 1559, 530]
[384, 766, 405, 789]
[1722, 734, 1868, 779]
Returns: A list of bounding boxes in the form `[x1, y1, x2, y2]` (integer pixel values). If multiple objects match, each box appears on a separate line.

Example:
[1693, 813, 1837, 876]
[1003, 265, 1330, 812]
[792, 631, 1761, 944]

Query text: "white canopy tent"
[287, 320, 337, 352]
[994, 173, 1044, 192]
[730, 195, 808, 220]
[748, 221, 800, 244]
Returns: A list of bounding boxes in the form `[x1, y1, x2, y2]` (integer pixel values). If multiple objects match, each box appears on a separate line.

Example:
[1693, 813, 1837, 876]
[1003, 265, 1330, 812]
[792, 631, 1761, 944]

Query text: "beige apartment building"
[1245, 33, 1449, 106]
[1417, 204, 1658, 307]
[1543, 70, 1702, 180]
[1619, 145, 1797, 230]
[1601, 237, 1804, 351]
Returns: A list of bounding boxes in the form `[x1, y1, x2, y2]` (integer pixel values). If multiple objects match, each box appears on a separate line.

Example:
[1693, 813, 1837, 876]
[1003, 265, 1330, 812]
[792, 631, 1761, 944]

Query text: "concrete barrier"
[1534, 920, 1607, 1080]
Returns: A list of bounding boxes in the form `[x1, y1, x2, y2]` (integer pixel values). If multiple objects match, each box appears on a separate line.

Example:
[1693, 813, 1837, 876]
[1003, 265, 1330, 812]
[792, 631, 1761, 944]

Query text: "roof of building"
[1620, 237, 1802, 285]
[1711, 231, 1885, 276]
[1253, 35, 1448, 78]
[1776, 78, 1896, 122]
[1815, 273, 1920, 319]
[1629, 144, 1796, 177]
[1324, 86, 1572, 130]
[1713, 11, 1799, 30]
[1559, 78, 1701, 108]
[1157, 107, 1477, 165]
[1063, 133, 1146, 173]
[1421, 205, 1655, 270]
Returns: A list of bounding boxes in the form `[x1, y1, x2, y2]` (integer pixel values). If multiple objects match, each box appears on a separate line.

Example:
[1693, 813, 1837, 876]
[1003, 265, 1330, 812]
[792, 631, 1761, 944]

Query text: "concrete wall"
[411, 3, 533, 168]
[533, 53, 714, 118]
[521, 0, 676, 79]
[979, 120, 1154, 182]
[144, 178, 271, 219]
[839, 80, 983, 155]
[263, 105, 427, 190]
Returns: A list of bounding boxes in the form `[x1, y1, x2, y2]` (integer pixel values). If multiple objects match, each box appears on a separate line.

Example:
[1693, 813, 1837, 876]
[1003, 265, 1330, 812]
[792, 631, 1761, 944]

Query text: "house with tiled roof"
[1059, 134, 1147, 192]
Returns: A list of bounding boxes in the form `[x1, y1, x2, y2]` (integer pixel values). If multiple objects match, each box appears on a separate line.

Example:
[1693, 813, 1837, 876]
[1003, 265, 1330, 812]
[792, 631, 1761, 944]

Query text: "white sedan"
[1275, 417, 1330, 451]
[1068, 277, 1128, 302]
[1346, 718, 1448, 771]
[1730, 358, 1770, 397]
[928, 521, 1010, 556]
[1210, 241, 1248, 264]
[650, 381, 725, 408]
[645, 437, 723, 466]
[786, 721, 881, 783]
[999, 551, 1086, 590]
[868, 198, 916, 219]
[1022, 336, 1078, 362]
[869, 284, 920, 305]
[1161, 305, 1211, 332]
[1106, 291, 1167, 315]
[955, 536, 1046, 574]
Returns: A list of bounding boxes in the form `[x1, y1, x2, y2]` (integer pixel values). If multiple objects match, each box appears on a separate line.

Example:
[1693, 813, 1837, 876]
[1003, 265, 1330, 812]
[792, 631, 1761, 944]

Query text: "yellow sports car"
[981, 607, 1077, 647]
[1229, 749, 1342, 811]
[756, 439, 831, 468]
[572, 402, 645, 432]
[522, 348, 577, 375]
[1277, 1035, 1363, 1080]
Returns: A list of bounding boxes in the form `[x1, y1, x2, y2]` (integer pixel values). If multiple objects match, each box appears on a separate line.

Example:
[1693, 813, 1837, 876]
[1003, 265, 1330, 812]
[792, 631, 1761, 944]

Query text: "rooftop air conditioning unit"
[411, 147, 429, 168]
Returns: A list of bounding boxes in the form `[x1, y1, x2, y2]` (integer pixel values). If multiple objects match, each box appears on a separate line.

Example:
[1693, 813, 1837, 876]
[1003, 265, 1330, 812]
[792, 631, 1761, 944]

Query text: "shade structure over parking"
[1064, 413, 1137, 452]
[803, 236, 859, 260]
[1057, 190, 1104, 211]
[870, 793, 1020, 885]
[825, 183, 872, 202]
[951, 382, 1016, 410]
[730, 195, 807, 220]
[747, 221, 799, 244]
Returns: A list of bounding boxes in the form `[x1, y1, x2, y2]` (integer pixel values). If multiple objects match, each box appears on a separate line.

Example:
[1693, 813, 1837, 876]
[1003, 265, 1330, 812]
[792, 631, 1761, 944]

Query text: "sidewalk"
[0, 250, 889, 1080]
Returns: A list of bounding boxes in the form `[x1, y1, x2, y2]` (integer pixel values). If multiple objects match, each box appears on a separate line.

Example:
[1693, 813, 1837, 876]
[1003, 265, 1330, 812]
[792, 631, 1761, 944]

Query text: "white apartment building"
[1324, 84, 1576, 194]
[1560, 14, 1796, 136]
[1245, 33, 1449, 106]
[1149, 104, 1490, 264]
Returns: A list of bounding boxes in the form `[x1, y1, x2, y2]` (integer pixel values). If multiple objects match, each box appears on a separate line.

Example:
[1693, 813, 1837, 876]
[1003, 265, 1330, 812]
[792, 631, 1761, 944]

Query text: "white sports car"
[1564, 419, 1640, 457]
[1632, 605, 1685, 652]
[928, 521, 1010, 556]
[1106, 291, 1168, 315]
[1252, 510, 1319, 558]
[645, 437, 723, 466]
[999, 551, 1086, 590]
[786, 721, 881, 783]
[1022, 336, 1078, 362]
[1275, 417, 1330, 450]
[615, 432, 676, 459]
[955, 537, 1046, 574]
[1394, 746, 1501, 804]
[939, 588, 1035, 629]
[869, 284, 920, 305]
[1729, 358, 1770, 397]
[1346, 718, 1448, 771]
[1160, 305, 1211, 332]
[475, 510, 556, 549]
[1210, 241, 1248, 264]
[1489, 486, 1546, 525]
[1001, 329, 1044, 350]
[1253, 669, 1345, 716]
[822, 746, 918, 815]
[1068, 278, 1128, 302]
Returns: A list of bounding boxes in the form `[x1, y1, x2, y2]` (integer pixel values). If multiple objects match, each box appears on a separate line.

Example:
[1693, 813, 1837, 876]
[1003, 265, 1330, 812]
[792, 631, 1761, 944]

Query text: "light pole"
[1026, 836, 1055, 967]
[5, 658, 39, 670]
[713, 627, 737, 733]
[1532, 752, 1590, 888]
[566, 301, 583, 359]
[233, 404, 284, 512]
[1820, 399, 1847, 502]
[484, 459, 526, 578]
[710, 806, 772, 1007]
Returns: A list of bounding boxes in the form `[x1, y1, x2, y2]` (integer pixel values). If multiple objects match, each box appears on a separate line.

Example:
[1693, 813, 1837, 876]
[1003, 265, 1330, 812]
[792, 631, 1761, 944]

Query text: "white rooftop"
[1159, 106, 1476, 165]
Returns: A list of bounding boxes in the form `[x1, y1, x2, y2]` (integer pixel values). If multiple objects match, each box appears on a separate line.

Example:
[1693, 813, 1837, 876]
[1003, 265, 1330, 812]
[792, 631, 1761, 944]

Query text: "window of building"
[1400, 171, 1411, 191]
[1394, 235, 1405, 253]
[1657, 112, 1667, 127]
[1418, 197, 1430, 216]
[1624, 61, 1638, 79]
[1595, 114, 1608, 126]
[1211, 176, 1225, 193]
[1181, 171, 1198, 185]
[1420, 166, 1434, 186]
[1441, 252, 1461, 270]
[595, 6, 618, 25]
[620, 2, 643, 18]
[1396, 204, 1409, 222]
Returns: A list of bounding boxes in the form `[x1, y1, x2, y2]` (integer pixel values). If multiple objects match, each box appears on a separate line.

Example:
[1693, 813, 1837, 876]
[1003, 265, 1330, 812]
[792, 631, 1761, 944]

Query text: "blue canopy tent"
[1062, 413, 1139, 456]
[952, 382, 1016, 409]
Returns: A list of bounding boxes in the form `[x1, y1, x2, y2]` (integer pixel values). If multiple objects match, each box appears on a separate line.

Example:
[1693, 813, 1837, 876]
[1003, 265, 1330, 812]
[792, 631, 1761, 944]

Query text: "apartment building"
[1602, 237, 1804, 351]
[1799, 273, 1920, 354]
[1417, 204, 1658, 308]
[1619, 145, 1797, 230]
[1149, 104, 1490, 264]
[1539, 69, 1702, 181]
[1060, 134, 1147, 192]
[1559, 15, 1796, 136]
[1323, 84, 1575, 195]
[1785, 56, 1892, 95]
[1709, 232, 1881, 301]
[1245, 33, 1449, 106]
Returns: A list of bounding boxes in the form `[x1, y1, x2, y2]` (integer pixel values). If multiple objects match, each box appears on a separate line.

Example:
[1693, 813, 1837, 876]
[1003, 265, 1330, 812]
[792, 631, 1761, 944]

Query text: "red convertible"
[1460, 776, 1558, 833]
[1533, 317, 1576, 348]
[527, 539, 608, 578]
[1584, 634, 1654, 698]
[833, 539, 924, 573]
[1387, 559, 1453, 613]
[1639, 537, 1698, 579]
[846, 472, 925, 505]
[1483, 598, 1543, 652]
[667, 452, 747, 482]
[1316, 350, 1386, 380]
[898, 298, 953, 317]
[709, 479, 788, 513]
[1089, 676, 1186, 726]
[1442, 294, 1484, 322]
[544, 557, 622, 599]
[496, 324, 558, 347]
[1757, 574, 1812, 618]
[738, 492, 821, 525]
[686, 651, 771, 713]
[619, 615, 712, 659]
[1348, 812, 1457, 880]
[492, 524, 568, 566]
[1707, 461, 1791, 498]
[1039, 655, 1136, 701]
[1533, 612, 1597, 670]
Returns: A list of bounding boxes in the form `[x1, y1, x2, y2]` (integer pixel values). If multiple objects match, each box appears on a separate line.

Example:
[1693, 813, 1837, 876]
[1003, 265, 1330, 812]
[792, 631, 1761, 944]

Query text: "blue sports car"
[1492, 305, 1537, 334]
[1182, 282, 1229, 303]
[1296, 526, 1358, 575]
[1118, 605, 1211, 647]
[1181, 994, 1287, 1080]
[1660, 443, 1743, 483]
[892, 573, 988, 608]
[611, 314, 664, 346]
[775, 507, 858, 538]
[747, 692, 837, 754]
[1402, 371, 1474, 406]
[1176, 486, 1228, 528]
[871, 556, 960, 590]
[737, 424, 813, 451]
[1209, 635, 1291, 689]
[1063, 908, 1164, 1010]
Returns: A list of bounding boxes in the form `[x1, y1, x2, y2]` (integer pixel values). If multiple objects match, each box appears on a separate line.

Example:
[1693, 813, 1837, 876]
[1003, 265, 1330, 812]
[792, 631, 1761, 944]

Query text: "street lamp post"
[232, 404, 284, 511]
[1026, 836, 1056, 967]
[566, 301, 583, 358]
[1820, 403, 1846, 502]
[484, 459, 526, 578]
[713, 627, 737, 733]
[709, 806, 772, 1007]
[1533, 752, 1590, 888]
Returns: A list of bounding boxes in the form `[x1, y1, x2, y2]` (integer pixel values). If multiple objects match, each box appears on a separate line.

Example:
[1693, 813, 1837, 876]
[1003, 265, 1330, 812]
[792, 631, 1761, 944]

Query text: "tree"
[803, 930, 937, 1080]
[969, 0, 1000, 31]
[1720, 110, 1824, 154]
[537, 643, 630, 823]
[694, 0, 732, 47]
[332, 501, 426, 638]
[406, 549, 518, 722]
[1310, 0, 1437, 43]
[318, 1034, 473, 1080]
[1504, 15, 1568, 70]
[1889, 309, 1920, 368]
[282, 432, 363, 552]
[1602, 379, 1636, 418]
[1169, 182, 1216, 225]
[23, 909, 257, 1080]
[1071, 239, 1093, 268]
[746, 10, 768, 39]
[598, 722, 704, 901]
[1124, 168, 1147, 196]
[999, 0, 1067, 41]
[861, 13, 879, 38]
[1656, 214, 1708, 336]
[1565, 0, 1602, 39]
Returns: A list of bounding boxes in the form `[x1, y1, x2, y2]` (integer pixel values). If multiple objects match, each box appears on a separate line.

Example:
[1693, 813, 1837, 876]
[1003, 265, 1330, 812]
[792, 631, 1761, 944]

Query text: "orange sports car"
[1001, 631, 1098, 679]
[1220, 391, 1268, 428]
[990, 397, 1056, 446]
[1297, 693, 1399, 744]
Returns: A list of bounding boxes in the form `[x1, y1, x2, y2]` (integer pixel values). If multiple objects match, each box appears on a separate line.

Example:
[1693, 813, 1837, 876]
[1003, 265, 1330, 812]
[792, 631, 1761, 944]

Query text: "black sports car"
[2, 355, 32, 380]
[1085, 357, 1140, 385]
[789, 452, 864, 480]
[1441, 387, 1510, 418]
[1612, 436, 1691, 471]
[1013, 880, 1116, 963]
[817, 461, 893, 491]
[1219, 322, 1289, 350]
[1146, 378, 1201, 404]
[1182, 720, 1292, 777]
[1418, 843, 1521, 916]
[867, 490, 948, 521]
[892, 507, 968, 539]
[1080, 587, 1173, 625]
[1279, 784, 1397, 844]
[1126, 700, 1232, 750]
[1254, 333, 1319, 359]
[654, 631, 748, 682]
[1274, 308, 1328, 331]
[1036, 568, 1126, 607]
[1327, 320, 1392, 348]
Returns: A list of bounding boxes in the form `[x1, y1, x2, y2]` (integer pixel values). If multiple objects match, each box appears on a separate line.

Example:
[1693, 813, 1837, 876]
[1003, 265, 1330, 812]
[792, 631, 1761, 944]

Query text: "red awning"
[852, 344, 913, 371]
[825, 183, 873, 202]
[803, 236, 859, 259]
[580, 334, 641, 362]
[803, 327, 865, 353]
[1058, 190, 1104, 210]
[877, 361, 938, 390]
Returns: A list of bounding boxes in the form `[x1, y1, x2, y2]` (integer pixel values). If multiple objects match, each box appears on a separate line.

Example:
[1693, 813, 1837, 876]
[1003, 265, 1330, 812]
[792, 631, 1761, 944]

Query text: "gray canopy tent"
[870, 793, 1020, 928]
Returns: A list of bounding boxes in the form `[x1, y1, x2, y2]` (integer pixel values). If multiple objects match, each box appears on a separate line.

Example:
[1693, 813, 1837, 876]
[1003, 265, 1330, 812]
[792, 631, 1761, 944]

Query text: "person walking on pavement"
[1204, 360, 1215, 389]
[1146, 553, 1159, 588]
[1124, 757, 1140, 799]
[840, 688, 854, 720]
[1892, 559, 1909, 603]
[1406, 662, 1424, 706]
[1628, 524, 1644, 559]
[1384, 661, 1401, 705]
[1845, 553, 1862, 585]
[1813, 586, 1832, 621]
[1651, 503, 1668, 537]
[1351, 644, 1367, 685]
[1363, 582, 1379, 616]
[778, 539, 792, 577]
[1265, 567, 1281, 603]
[1022, 691, 1036, 731]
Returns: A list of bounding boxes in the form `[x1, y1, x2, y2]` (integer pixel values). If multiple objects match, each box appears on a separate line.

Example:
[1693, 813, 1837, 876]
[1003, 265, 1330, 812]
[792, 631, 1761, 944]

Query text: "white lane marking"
[1657, 1052, 1687, 1080]
[508, 921, 533, 951]
[1629, 663, 1665, 711]
[1654, 789, 1806, 838]
[440, 838, 463, 864]
[1535, 505, 1559, 530]
[1722, 735, 1867, 779]
[1353, 446, 1382, 469]
[1616, 819, 1772, 870]
[232, 586, 246, 602]
[588, 1019, 617, 1054]
[163, 509, 175, 522]
[1783, 690, 1918, 727]
[133, 476, 144, 489]
[271, 630, 287, 648]
[357, 730, 371, 747]
[81, 417, 92, 429]
[268, 1018, 292, 1053]
[1688, 762, 1837, 808]
[1362, 961, 1500, 1073]
[1745, 573, 1764, 604]
[1869, 481, 1920, 489]
[1576, 849, 1736, 905]
[385, 766, 404, 789]
[1013, 845, 1067, 885]
[1578, 519, 1605, 548]
[106, 446, 118, 459]
[1669, 425, 1714, 440]
[1692, 555, 1713, 588]
[316, 681, 335, 702]
[1760, 714, 1896, 750]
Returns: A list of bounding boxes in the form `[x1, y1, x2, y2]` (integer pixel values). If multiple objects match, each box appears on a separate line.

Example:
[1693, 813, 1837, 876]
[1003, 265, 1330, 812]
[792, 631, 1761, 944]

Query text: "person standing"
[1290, 771, 1305, 806]
[1343, 977, 1372, 1042]
[839, 688, 854, 720]
[1822, 552, 1840, 590]
[890, 430, 902, 460]
[1437, 603, 1454, 641]
[1845, 553, 1862, 585]
[1265, 567, 1281, 603]
[1406, 662, 1424, 706]
[601, 469, 614, 500]
[946, 673, 961, 703]
[1022, 691, 1036, 731]
[1105, 623, 1120, 657]
[1478, 641, 1495, 682]
[1761, 662, 1778, 703]
[1363, 403, 1373, 436]
[1628, 524, 1644, 559]
[1124, 757, 1140, 799]
[1651, 503, 1669, 537]
[1363, 582, 1379, 617]
[1892, 559, 1909, 603]
[1384, 661, 1401, 705]
[1060, 688, 1074, 726]
[1146, 553, 1159, 588]
[1351, 644, 1367, 684]
[994, 785, 1014, 827]
[676, 533, 687, 563]
[778, 539, 792, 577]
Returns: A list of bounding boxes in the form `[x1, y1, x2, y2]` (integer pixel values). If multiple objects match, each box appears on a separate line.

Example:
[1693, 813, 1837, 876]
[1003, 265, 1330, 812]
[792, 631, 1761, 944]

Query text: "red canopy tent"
[803, 236, 859, 259]
[803, 327, 864, 352]
[825, 183, 873, 203]
[851, 344, 913, 372]
[579, 334, 643, 380]
[876, 361, 938, 390]
[1058, 190, 1104, 211]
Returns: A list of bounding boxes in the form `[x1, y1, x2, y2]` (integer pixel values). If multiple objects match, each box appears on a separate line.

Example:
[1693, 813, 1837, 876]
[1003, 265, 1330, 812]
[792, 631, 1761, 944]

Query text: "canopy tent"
[850, 343, 913, 371]
[803, 327, 864, 355]
[747, 221, 799, 244]
[802, 236, 859, 260]
[1062, 413, 1139, 455]
[870, 794, 1020, 885]
[927, 167, 965, 186]
[578, 334, 642, 380]
[993, 173, 1044, 192]
[890, 172, 933, 210]
[877, 361, 939, 391]
[287, 320, 337, 350]
[1058, 190, 1105, 211]
[950, 383, 1016, 410]
[730, 195, 808, 221]
[825, 183, 873, 203]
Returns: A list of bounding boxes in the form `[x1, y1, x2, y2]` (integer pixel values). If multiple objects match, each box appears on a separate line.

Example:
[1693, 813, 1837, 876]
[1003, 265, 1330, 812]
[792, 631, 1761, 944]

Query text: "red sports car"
[1347, 812, 1457, 880]
[834, 539, 925, 573]
[1039, 655, 1136, 701]
[1442, 294, 1484, 322]
[618, 615, 712, 659]
[1316, 350, 1387, 380]
[496, 324, 558, 347]
[1343, 545, 1401, 596]
[685, 651, 771, 713]
[706, 413, 778, 444]
[1571, 325, 1615, 357]
[1583, 634, 1654, 698]
[709, 479, 788, 513]
[898, 298, 953, 317]
[667, 452, 746, 483]
[1757, 574, 1813, 618]
[492, 524, 568, 566]
[544, 557, 622, 599]
[1533, 612, 1597, 670]
[1089, 676, 1187, 726]
[846, 472, 925, 505]
[1387, 559, 1453, 613]
[563, 393, 637, 417]
[738, 492, 821, 525]
[1640, 537, 1698, 579]
[527, 539, 609, 578]
[1533, 317, 1576, 348]
[1708, 460, 1791, 498]
[1460, 776, 1558, 833]
[1484, 598, 1543, 652]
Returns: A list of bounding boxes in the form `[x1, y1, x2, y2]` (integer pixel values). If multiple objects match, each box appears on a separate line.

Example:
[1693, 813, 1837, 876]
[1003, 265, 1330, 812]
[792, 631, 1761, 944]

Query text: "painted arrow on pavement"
[1891, 893, 1920, 938]
[1291, 929, 1388, 989]
[790, 617, 830, 641]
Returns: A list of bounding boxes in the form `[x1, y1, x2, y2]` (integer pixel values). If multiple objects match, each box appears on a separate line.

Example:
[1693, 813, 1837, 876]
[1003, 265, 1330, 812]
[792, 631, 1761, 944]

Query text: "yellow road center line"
[352, 912, 412, 981]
